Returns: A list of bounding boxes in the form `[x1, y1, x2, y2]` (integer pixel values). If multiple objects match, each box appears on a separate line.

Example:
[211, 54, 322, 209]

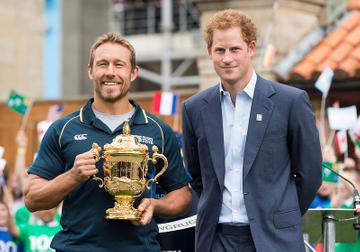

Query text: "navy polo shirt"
[28, 98, 189, 252]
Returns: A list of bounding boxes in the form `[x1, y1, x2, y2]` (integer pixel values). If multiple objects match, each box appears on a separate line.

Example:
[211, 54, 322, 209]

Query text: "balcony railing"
[113, 0, 200, 35]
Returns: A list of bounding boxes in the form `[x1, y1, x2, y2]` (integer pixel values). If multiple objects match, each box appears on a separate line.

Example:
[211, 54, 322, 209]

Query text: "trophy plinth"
[106, 196, 139, 220]
[92, 120, 168, 220]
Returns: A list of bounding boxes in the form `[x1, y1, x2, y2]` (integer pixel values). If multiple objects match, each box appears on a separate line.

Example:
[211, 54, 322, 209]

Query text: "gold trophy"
[91, 120, 168, 220]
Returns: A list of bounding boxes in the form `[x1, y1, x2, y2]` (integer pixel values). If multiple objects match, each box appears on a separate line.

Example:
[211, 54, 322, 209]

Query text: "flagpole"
[344, 130, 349, 160]
[315, 66, 334, 148]
[20, 100, 33, 131]
[344, 147, 348, 160]
[257, 0, 279, 71]
[320, 96, 327, 147]
[327, 130, 335, 146]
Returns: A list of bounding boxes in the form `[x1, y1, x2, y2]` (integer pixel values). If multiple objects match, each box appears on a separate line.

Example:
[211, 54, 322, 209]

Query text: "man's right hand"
[70, 150, 99, 183]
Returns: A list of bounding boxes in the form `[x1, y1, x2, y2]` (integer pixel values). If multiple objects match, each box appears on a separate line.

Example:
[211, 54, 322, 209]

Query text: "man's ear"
[87, 64, 93, 80]
[130, 65, 139, 82]
[207, 46, 212, 58]
[248, 41, 257, 57]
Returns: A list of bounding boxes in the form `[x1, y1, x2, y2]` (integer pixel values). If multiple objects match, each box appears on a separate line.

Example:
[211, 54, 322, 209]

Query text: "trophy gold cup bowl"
[91, 120, 168, 220]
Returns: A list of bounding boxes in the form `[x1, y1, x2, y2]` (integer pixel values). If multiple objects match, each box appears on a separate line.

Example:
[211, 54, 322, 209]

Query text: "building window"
[113, 0, 200, 35]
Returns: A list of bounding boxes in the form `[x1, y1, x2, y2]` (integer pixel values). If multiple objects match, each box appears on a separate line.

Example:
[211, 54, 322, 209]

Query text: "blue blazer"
[182, 76, 322, 252]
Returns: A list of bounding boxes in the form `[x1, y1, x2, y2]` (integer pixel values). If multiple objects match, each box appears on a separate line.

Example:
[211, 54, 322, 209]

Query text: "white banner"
[315, 67, 334, 97]
[327, 106, 358, 130]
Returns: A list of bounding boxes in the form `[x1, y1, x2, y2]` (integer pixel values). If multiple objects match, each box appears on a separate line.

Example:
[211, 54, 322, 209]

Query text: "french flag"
[152, 91, 178, 116]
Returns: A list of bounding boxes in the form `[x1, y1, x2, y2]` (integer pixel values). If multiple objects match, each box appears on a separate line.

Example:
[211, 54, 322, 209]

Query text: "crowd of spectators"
[0, 128, 62, 252]
[310, 143, 360, 251]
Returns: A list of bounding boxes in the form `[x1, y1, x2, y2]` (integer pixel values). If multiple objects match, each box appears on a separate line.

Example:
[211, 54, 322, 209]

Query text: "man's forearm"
[151, 186, 191, 217]
[24, 172, 81, 212]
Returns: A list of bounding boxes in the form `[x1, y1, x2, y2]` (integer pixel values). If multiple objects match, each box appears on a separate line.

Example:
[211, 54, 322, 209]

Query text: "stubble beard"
[95, 81, 130, 103]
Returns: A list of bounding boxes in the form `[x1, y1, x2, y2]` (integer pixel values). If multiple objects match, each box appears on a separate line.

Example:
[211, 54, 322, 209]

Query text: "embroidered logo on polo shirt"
[134, 135, 153, 145]
[74, 134, 88, 140]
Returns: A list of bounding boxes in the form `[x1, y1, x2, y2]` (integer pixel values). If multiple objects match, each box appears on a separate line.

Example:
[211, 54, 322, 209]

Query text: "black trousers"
[211, 224, 256, 252]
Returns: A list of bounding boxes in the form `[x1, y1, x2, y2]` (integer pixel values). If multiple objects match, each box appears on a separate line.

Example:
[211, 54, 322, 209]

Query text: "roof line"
[274, 12, 352, 80]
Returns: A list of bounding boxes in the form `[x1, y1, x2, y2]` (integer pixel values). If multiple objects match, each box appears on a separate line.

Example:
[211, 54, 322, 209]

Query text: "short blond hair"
[88, 32, 136, 70]
[204, 9, 257, 48]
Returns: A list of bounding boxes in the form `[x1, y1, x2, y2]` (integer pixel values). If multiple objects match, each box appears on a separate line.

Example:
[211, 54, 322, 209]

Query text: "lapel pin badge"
[256, 114, 263, 122]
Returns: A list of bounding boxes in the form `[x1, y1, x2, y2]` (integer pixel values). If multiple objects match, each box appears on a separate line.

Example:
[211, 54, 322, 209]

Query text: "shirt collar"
[219, 70, 257, 99]
[80, 98, 148, 125]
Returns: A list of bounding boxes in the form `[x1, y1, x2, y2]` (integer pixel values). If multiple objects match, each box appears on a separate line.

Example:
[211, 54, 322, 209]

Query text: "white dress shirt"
[218, 71, 257, 224]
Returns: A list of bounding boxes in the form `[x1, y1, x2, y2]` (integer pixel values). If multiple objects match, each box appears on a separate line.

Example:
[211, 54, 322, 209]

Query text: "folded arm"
[289, 91, 322, 214]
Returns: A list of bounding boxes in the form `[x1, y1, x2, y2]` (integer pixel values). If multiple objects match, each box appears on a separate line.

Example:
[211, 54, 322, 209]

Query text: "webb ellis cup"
[91, 120, 168, 220]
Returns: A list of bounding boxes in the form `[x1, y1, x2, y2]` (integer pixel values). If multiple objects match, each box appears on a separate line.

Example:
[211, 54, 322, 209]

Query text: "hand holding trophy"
[91, 120, 168, 220]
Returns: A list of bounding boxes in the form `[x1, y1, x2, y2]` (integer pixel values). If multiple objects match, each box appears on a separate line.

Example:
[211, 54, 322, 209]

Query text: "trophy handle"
[145, 146, 168, 189]
[91, 143, 105, 187]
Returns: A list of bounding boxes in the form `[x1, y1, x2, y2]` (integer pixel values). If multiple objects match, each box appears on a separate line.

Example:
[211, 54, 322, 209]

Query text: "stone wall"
[0, 0, 45, 101]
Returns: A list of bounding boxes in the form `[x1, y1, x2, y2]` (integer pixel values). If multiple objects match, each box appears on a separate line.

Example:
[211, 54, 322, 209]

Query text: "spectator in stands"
[310, 145, 338, 208]
[0, 201, 18, 251]
[331, 167, 360, 252]
[7, 206, 61, 252]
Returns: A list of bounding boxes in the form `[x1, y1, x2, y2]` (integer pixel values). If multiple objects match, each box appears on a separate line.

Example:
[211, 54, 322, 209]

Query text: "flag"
[349, 116, 360, 144]
[315, 67, 334, 97]
[263, 43, 276, 68]
[355, 132, 360, 149]
[322, 161, 339, 183]
[152, 91, 178, 116]
[327, 106, 357, 130]
[335, 130, 348, 154]
[7, 90, 31, 116]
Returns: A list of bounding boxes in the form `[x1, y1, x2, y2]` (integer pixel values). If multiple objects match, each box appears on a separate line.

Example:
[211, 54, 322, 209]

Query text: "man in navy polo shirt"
[23, 32, 192, 252]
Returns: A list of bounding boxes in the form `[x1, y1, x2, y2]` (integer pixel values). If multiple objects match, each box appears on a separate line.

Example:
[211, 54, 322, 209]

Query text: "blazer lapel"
[201, 86, 225, 190]
[243, 77, 275, 178]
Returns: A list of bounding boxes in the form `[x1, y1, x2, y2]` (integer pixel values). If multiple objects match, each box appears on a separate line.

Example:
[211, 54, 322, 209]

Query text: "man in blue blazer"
[182, 9, 322, 252]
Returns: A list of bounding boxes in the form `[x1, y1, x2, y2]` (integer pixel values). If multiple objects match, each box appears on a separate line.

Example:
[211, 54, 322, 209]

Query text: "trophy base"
[105, 196, 140, 220]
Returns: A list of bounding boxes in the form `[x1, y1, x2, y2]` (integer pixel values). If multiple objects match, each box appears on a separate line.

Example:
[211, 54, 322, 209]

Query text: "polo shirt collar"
[80, 98, 148, 125]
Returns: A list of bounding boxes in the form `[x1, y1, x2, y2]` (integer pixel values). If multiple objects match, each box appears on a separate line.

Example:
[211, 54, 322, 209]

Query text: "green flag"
[7, 90, 31, 116]
[322, 161, 339, 183]
[356, 139, 360, 148]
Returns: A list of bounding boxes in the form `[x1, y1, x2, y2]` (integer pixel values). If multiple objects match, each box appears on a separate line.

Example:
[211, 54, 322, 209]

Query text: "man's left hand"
[130, 198, 154, 226]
